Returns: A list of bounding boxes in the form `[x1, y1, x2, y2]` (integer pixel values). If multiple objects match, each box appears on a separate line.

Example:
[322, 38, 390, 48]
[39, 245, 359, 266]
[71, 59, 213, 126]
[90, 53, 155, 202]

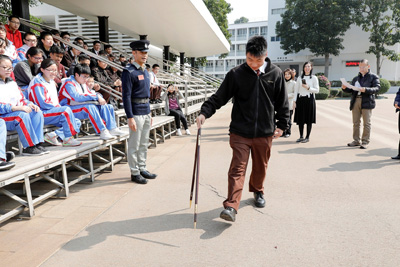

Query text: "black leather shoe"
[301, 138, 309, 143]
[0, 161, 16, 171]
[140, 170, 157, 179]
[219, 207, 237, 222]
[254, 192, 265, 208]
[296, 137, 304, 143]
[131, 174, 148, 184]
[391, 155, 400, 160]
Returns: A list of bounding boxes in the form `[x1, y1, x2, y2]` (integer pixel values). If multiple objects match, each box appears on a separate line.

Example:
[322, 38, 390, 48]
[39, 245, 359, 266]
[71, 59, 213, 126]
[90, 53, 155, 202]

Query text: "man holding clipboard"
[341, 59, 380, 149]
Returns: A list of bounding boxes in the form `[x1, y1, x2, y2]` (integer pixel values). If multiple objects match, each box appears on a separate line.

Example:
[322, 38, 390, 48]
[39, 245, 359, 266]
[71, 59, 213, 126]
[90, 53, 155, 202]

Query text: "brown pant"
[224, 133, 273, 211]
[150, 85, 162, 100]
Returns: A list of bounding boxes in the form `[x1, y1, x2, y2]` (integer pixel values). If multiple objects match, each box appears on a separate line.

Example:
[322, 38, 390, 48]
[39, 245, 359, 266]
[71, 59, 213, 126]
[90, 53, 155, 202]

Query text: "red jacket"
[5, 24, 22, 49]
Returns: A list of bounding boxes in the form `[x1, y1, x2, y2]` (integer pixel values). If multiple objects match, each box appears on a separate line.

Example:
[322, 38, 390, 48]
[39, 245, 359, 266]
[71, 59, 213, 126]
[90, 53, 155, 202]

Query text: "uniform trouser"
[150, 85, 162, 100]
[42, 107, 81, 140]
[0, 119, 6, 160]
[1, 110, 44, 148]
[169, 109, 188, 130]
[70, 104, 116, 134]
[127, 114, 151, 176]
[224, 133, 273, 211]
[352, 97, 372, 144]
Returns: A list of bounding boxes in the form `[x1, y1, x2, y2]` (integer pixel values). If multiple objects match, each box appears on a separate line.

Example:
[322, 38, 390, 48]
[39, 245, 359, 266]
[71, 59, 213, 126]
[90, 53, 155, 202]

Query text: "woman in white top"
[283, 68, 296, 137]
[0, 24, 18, 66]
[293, 62, 319, 143]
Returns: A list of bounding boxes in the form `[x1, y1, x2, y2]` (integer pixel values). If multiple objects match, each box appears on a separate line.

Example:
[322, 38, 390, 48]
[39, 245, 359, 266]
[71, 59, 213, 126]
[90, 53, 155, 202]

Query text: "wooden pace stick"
[194, 128, 201, 229]
[189, 128, 200, 208]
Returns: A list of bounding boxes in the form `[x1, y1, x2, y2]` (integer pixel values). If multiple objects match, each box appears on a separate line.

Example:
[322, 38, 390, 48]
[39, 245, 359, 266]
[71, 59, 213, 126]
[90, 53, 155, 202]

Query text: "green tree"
[234, 17, 249, 24]
[276, 0, 356, 78]
[354, 0, 400, 76]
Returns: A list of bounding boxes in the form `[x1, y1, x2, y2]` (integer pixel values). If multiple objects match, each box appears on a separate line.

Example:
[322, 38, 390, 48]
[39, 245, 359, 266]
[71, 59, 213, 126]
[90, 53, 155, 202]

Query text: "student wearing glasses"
[5, 15, 22, 49]
[14, 47, 44, 99]
[0, 55, 47, 156]
[59, 64, 125, 140]
[16, 32, 37, 62]
[28, 59, 82, 146]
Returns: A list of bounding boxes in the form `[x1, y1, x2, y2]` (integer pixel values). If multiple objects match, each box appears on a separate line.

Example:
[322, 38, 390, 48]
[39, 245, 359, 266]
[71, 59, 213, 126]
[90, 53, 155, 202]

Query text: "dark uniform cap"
[130, 40, 150, 52]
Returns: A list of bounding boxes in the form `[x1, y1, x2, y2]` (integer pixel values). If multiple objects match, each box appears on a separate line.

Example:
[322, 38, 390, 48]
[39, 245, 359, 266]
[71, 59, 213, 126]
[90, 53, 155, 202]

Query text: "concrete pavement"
[1, 95, 400, 266]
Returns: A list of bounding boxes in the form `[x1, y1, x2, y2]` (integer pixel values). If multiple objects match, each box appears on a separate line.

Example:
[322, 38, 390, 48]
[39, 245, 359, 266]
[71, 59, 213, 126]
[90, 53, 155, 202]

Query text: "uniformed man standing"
[122, 40, 157, 184]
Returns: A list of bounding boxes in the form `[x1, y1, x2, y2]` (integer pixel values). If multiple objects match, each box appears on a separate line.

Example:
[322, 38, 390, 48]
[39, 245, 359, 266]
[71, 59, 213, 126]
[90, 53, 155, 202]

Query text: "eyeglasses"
[25, 39, 37, 43]
[45, 68, 58, 73]
[0, 66, 13, 71]
[32, 56, 43, 61]
[10, 21, 20, 25]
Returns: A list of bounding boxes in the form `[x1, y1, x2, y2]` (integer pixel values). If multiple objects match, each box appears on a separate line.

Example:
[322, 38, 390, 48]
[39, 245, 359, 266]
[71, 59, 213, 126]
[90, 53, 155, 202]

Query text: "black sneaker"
[6, 151, 15, 162]
[0, 161, 16, 171]
[36, 144, 50, 154]
[22, 146, 44, 156]
[219, 207, 237, 222]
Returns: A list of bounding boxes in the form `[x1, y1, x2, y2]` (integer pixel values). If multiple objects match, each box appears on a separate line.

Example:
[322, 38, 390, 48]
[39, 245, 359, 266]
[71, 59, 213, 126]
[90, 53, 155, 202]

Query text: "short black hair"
[93, 40, 101, 45]
[98, 50, 107, 57]
[26, 47, 44, 58]
[72, 41, 83, 48]
[39, 58, 56, 74]
[50, 29, 60, 36]
[50, 45, 65, 54]
[145, 64, 150, 69]
[246, 36, 268, 57]
[74, 63, 91, 75]
[78, 54, 90, 62]
[74, 37, 84, 42]
[8, 15, 19, 21]
[23, 32, 36, 40]
[40, 31, 52, 40]
[0, 55, 12, 64]
[60, 31, 70, 38]
[104, 44, 112, 50]
[152, 64, 159, 69]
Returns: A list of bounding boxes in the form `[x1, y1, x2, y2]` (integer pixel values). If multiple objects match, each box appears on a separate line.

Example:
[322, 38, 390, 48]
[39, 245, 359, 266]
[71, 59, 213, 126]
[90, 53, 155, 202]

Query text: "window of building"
[237, 28, 247, 40]
[229, 29, 235, 36]
[271, 8, 286, 15]
[237, 59, 246, 65]
[249, 27, 259, 37]
[206, 61, 213, 67]
[271, 36, 276, 42]
[270, 36, 281, 42]
[260, 26, 267, 36]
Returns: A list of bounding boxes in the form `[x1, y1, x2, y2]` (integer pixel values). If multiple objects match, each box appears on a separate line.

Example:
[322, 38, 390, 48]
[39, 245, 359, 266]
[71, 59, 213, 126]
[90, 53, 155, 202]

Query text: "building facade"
[205, 0, 400, 82]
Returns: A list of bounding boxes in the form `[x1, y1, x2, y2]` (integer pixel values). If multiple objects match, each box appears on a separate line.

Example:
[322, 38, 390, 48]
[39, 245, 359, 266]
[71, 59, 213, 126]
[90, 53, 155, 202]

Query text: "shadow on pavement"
[62, 205, 242, 251]
[318, 159, 398, 172]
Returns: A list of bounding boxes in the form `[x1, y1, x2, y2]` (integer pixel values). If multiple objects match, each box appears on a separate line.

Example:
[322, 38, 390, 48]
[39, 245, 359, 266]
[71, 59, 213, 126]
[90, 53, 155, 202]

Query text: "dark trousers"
[224, 133, 273, 211]
[169, 109, 188, 129]
[150, 85, 162, 100]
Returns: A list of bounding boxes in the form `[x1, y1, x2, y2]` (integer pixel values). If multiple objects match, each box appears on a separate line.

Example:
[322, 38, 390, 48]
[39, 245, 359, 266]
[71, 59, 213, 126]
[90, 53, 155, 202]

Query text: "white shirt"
[149, 71, 160, 86]
[294, 75, 320, 101]
[0, 79, 25, 106]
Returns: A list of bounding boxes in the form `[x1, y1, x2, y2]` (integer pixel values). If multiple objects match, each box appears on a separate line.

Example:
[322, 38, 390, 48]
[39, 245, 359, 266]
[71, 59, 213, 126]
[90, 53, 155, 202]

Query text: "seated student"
[50, 29, 61, 47]
[60, 31, 71, 53]
[16, 32, 37, 62]
[103, 44, 113, 55]
[59, 64, 125, 140]
[49, 46, 66, 89]
[14, 47, 43, 99]
[67, 53, 90, 77]
[161, 84, 190, 136]
[0, 55, 47, 156]
[28, 58, 82, 146]
[37, 31, 54, 59]
[0, 24, 18, 66]
[61, 41, 82, 68]
[0, 118, 16, 171]
[149, 64, 163, 104]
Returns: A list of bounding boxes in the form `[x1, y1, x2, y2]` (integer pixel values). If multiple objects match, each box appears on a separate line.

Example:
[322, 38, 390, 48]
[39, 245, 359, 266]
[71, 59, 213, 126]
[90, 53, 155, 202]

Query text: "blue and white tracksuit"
[0, 119, 6, 160]
[0, 78, 44, 148]
[59, 76, 117, 133]
[28, 73, 81, 139]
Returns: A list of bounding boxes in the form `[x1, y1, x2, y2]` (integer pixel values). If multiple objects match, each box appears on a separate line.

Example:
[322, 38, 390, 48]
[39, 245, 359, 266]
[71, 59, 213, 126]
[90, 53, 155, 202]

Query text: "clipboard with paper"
[340, 78, 361, 91]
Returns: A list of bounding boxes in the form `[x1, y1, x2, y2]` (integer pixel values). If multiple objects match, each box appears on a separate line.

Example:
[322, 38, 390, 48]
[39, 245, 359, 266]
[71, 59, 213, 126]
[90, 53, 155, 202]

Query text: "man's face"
[50, 53, 63, 64]
[359, 63, 370, 75]
[72, 48, 81, 56]
[86, 78, 95, 89]
[62, 35, 70, 42]
[98, 60, 108, 69]
[24, 35, 37, 48]
[93, 43, 101, 51]
[42, 36, 54, 48]
[8, 18, 20, 31]
[75, 73, 90, 84]
[132, 50, 148, 66]
[246, 52, 267, 71]
[153, 67, 159, 74]
[80, 59, 91, 66]
[105, 47, 112, 54]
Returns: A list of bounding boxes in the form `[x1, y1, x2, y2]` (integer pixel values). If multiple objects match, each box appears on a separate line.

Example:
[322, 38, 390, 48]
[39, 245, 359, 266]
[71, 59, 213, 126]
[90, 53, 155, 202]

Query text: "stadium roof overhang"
[41, 0, 230, 57]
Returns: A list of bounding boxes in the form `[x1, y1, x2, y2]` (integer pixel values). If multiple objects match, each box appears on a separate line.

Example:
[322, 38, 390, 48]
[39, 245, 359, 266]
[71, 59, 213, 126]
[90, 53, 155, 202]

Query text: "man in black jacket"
[342, 59, 380, 149]
[196, 36, 289, 222]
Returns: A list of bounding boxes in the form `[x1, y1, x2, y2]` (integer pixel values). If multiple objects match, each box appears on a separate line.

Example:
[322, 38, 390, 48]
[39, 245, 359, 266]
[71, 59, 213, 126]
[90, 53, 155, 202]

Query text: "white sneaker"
[109, 127, 126, 136]
[100, 129, 115, 140]
[62, 136, 82, 147]
[44, 132, 61, 146]
[185, 129, 191, 135]
[177, 129, 182, 136]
